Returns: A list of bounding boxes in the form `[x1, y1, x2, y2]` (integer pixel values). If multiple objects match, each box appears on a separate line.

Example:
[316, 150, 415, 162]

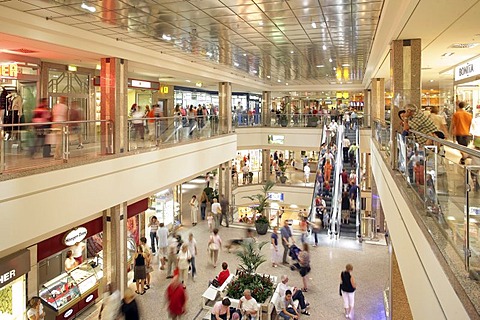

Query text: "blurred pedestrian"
[52, 96, 68, 159]
[121, 288, 140, 320]
[30, 98, 51, 158]
[208, 228, 222, 268]
[187, 233, 197, 281]
[189, 195, 198, 226]
[157, 222, 168, 270]
[177, 243, 191, 284]
[98, 284, 120, 320]
[219, 194, 230, 227]
[165, 274, 187, 320]
[211, 197, 221, 229]
[271, 226, 280, 267]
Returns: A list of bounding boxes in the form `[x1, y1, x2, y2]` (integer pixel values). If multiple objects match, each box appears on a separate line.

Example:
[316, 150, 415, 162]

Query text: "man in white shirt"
[277, 275, 309, 314]
[343, 137, 351, 163]
[211, 198, 222, 229]
[157, 223, 169, 270]
[239, 289, 259, 319]
[242, 164, 250, 184]
[303, 164, 311, 184]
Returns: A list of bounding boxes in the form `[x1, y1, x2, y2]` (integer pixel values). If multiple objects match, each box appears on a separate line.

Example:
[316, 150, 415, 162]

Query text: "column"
[363, 89, 371, 127]
[218, 82, 232, 134]
[262, 91, 271, 126]
[262, 149, 270, 182]
[102, 202, 128, 295]
[218, 161, 233, 219]
[390, 39, 421, 168]
[371, 78, 385, 123]
[100, 57, 128, 154]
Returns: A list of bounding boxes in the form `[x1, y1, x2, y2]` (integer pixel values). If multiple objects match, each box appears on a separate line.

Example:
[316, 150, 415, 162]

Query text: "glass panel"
[467, 166, 480, 279]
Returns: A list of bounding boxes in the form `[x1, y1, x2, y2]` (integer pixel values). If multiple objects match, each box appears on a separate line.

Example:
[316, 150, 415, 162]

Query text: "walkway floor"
[78, 178, 389, 320]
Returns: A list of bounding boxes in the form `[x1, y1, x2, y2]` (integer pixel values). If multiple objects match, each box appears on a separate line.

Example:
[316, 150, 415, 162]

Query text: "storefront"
[127, 78, 163, 114]
[232, 93, 262, 125]
[453, 57, 480, 117]
[126, 198, 149, 283]
[36, 218, 103, 320]
[145, 188, 181, 231]
[0, 250, 29, 320]
[174, 86, 218, 112]
[0, 54, 40, 128]
[235, 149, 262, 172]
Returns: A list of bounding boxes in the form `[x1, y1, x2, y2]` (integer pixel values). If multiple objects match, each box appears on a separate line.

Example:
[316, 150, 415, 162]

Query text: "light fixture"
[234, 62, 239, 67]
[342, 63, 350, 67]
[68, 65, 77, 72]
[316, 65, 324, 68]
[290, 50, 294, 54]
[277, 79, 281, 83]
[206, 51, 213, 57]
[243, 53, 247, 57]
[258, 21, 264, 26]
[196, 82, 203, 87]
[329, 58, 333, 62]
[441, 52, 454, 57]
[333, 67, 336, 70]
[185, 80, 191, 83]
[286, 83, 289, 85]
[429, 79, 434, 82]
[323, 44, 327, 50]
[162, 34, 172, 41]
[312, 22, 317, 29]
[81, 2, 96, 12]
[267, 75, 271, 78]
[252, 70, 257, 74]
[95, 64, 101, 70]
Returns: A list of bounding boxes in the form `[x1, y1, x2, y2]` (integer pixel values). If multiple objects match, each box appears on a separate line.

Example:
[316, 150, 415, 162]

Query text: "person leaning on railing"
[404, 104, 437, 145]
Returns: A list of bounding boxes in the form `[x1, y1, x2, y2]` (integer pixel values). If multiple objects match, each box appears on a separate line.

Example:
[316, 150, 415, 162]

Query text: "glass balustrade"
[233, 113, 325, 128]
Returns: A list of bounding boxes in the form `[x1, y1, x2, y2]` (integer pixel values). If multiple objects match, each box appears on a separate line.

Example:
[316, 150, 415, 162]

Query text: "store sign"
[0, 250, 30, 289]
[267, 135, 285, 145]
[0, 63, 18, 78]
[63, 227, 88, 246]
[64, 309, 74, 318]
[131, 80, 151, 89]
[160, 86, 169, 94]
[455, 57, 480, 81]
[85, 294, 94, 303]
[268, 192, 284, 202]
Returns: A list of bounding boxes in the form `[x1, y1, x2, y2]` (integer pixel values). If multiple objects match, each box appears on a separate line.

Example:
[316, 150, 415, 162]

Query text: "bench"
[201, 273, 235, 310]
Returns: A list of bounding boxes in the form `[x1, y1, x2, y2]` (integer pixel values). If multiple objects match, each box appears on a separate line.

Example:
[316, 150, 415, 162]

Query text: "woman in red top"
[165, 274, 187, 319]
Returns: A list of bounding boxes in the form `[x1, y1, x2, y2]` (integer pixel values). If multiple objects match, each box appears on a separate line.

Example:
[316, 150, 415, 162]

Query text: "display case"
[39, 262, 100, 320]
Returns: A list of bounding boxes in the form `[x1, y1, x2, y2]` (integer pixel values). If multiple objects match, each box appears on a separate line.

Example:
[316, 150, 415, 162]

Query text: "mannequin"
[7, 92, 22, 140]
[0, 87, 7, 124]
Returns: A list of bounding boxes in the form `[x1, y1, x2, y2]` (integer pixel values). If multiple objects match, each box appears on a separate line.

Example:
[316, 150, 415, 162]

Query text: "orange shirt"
[452, 109, 472, 136]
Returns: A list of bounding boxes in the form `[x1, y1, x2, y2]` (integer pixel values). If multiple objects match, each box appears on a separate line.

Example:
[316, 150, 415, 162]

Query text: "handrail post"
[63, 124, 69, 162]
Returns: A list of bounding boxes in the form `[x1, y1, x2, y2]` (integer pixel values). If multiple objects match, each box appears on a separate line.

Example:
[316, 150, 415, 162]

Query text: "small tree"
[236, 241, 268, 274]
[243, 180, 275, 218]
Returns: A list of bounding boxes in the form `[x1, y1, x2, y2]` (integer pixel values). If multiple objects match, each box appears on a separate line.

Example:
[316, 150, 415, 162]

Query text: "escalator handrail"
[308, 116, 328, 221]
[329, 125, 345, 235]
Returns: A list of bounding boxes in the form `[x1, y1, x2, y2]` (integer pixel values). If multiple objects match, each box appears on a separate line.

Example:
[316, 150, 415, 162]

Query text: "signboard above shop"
[0, 63, 18, 78]
[0, 250, 30, 289]
[455, 57, 480, 82]
[63, 227, 88, 246]
[128, 78, 160, 90]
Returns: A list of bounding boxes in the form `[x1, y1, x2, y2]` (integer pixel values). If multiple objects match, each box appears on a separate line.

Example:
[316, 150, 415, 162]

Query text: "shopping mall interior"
[1, 0, 480, 319]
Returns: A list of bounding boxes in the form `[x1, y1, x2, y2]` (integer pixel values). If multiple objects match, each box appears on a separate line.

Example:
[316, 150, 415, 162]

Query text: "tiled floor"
[78, 179, 389, 320]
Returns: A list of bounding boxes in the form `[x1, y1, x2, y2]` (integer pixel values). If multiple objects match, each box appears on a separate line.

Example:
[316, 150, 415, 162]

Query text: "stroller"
[288, 244, 301, 271]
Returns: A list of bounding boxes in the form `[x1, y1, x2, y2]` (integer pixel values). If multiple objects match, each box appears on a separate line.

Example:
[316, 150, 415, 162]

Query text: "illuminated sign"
[85, 294, 94, 303]
[160, 86, 169, 94]
[455, 57, 480, 81]
[268, 192, 284, 202]
[131, 80, 151, 89]
[63, 227, 88, 246]
[267, 135, 285, 145]
[0, 63, 18, 78]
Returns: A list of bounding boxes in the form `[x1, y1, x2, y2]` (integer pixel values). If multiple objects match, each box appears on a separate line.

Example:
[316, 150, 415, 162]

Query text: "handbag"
[209, 242, 219, 251]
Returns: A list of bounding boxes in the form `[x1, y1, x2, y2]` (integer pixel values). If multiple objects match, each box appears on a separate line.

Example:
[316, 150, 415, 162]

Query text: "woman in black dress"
[133, 246, 146, 294]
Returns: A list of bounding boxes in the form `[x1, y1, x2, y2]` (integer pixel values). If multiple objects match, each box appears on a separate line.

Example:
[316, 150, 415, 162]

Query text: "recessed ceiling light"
[441, 52, 454, 57]
[267, 75, 271, 78]
[329, 58, 333, 62]
[234, 62, 239, 67]
[206, 51, 213, 57]
[243, 53, 247, 57]
[252, 70, 257, 74]
[81, 2, 96, 12]
[286, 83, 289, 85]
[312, 22, 317, 29]
[258, 21, 264, 26]
[342, 64, 350, 67]
[429, 79, 434, 82]
[323, 45, 327, 50]
[333, 67, 336, 70]
[290, 51, 294, 54]
[316, 65, 324, 68]
[277, 79, 281, 83]
[162, 34, 172, 41]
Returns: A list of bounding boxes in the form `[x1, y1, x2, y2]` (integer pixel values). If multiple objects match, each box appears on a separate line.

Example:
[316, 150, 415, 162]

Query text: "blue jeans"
[190, 256, 196, 278]
[150, 232, 157, 253]
[201, 203, 207, 220]
[279, 308, 297, 319]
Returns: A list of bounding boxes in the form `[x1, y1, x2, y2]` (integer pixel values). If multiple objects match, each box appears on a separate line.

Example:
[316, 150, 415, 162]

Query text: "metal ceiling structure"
[1, 0, 384, 86]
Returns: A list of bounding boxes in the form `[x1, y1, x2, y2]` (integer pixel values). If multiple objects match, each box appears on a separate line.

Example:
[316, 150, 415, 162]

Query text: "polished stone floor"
[79, 215, 389, 319]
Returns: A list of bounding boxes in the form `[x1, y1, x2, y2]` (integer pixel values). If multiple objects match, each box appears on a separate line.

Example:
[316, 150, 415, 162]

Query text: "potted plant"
[244, 180, 275, 235]
[279, 102, 288, 127]
[278, 161, 288, 184]
[226, 241, 275, 305]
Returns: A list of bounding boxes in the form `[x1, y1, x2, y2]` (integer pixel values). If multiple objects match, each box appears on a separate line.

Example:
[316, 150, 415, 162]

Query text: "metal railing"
[0, 120, 114, 174]
[373, 124, 480, 316]
[329, 125, 345, 237]
[233, 113, 325, 128]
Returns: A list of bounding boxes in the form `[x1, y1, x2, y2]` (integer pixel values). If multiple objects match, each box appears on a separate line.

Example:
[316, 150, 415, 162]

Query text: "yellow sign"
[160, 86, 169, 94]
[0, 63, 18, 78]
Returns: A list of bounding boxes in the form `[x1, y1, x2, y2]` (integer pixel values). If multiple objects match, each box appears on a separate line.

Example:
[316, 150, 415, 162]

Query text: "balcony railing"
[372, 120, 480, 315]
[233, 113, 325, 128]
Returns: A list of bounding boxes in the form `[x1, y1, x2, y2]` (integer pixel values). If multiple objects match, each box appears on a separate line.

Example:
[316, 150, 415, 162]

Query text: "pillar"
[218, 82, 232, 134]
[390, 39, 421, 168]
[218, 161, 232, 213]
[262, 149, 270, 182]
[371, 78, 385, 124]
[102, 202, 128, 295]
[262, 91, 271, 126]
[100, 58, 128, 154]
[364, 89, 371, 127]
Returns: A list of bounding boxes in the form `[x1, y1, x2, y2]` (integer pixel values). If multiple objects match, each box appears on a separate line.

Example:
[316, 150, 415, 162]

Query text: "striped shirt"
[408, 110, 437, 145]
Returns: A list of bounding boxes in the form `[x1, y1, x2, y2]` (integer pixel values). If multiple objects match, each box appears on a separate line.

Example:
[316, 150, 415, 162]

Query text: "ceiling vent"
[449, 43, 479, 49]
[10, 48, 38, 54]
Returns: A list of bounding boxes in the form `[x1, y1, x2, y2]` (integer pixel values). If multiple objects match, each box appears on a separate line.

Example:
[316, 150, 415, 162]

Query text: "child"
[207, 212, 214, 232]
